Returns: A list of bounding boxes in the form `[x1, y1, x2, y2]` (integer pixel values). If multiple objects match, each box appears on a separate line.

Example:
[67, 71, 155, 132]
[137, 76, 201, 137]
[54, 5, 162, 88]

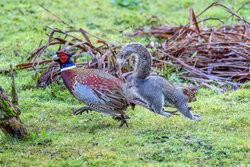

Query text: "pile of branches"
[15, 2, 249, 92]
[131, 2, 249, 90]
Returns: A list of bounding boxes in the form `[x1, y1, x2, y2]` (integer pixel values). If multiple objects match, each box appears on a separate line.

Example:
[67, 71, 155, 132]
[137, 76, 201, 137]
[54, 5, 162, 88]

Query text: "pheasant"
[52, 51, 133, 127]
[117, 42, 201, 122]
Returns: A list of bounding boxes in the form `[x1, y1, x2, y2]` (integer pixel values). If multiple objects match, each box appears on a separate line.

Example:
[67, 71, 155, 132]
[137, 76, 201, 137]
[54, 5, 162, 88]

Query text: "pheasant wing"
[75, 69, 130, 114]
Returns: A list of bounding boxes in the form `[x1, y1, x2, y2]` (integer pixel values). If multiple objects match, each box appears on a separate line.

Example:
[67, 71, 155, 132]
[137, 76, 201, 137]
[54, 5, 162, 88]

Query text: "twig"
[10, 64, 18, 107]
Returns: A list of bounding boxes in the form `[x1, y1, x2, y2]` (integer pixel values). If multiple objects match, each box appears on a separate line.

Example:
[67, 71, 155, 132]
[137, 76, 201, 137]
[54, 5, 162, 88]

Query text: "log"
[0, 86, 28, 138]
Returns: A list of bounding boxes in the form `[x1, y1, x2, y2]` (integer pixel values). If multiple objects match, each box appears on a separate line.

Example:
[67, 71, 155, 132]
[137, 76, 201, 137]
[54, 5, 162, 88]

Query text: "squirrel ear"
[182, 87, 188, 95]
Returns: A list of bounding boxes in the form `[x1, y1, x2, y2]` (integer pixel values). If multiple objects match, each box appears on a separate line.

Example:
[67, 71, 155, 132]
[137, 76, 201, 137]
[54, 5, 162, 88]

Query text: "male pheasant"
[52, 51, 133, 127]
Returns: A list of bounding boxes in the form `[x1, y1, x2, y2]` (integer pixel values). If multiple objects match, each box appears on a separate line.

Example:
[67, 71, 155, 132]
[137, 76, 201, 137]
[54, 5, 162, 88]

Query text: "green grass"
[0, 0, 249, 166]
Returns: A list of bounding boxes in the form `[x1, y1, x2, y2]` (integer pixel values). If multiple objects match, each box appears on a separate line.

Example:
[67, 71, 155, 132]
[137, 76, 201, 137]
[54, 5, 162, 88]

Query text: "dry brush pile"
[131, 2, 249, 91]
[15, 2, 249, 92]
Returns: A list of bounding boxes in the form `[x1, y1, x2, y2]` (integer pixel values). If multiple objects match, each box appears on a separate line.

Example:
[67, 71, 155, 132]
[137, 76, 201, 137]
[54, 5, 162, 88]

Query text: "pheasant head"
[52, 51, 76, 71]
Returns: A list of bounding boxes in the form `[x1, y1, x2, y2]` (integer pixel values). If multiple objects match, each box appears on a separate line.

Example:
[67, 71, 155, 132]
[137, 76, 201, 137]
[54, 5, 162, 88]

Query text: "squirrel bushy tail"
[119, 42, 152, 79]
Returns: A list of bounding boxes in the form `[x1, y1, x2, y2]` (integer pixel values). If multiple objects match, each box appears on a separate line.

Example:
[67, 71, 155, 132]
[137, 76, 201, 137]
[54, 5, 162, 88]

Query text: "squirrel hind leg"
[150, 95, 172, 118]
[151, 105, 173, 118]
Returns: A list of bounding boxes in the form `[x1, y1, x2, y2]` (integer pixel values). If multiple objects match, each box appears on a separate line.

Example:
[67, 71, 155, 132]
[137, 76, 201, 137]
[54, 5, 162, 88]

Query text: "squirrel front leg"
[175, 103, 201, 122]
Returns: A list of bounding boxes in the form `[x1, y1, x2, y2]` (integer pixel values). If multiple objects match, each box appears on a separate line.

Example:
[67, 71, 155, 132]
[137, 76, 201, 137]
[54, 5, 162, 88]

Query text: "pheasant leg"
[111, 114, 130, 120]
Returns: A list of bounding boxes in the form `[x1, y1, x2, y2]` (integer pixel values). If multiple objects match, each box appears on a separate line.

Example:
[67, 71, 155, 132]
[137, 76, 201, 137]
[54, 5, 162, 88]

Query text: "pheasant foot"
[74, 107, 92, 115]
[119, 114, 129, 128]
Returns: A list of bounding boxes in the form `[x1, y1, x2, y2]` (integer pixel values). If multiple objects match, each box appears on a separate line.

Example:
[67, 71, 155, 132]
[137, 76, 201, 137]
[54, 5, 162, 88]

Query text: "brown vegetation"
[16, 2, 249, 92]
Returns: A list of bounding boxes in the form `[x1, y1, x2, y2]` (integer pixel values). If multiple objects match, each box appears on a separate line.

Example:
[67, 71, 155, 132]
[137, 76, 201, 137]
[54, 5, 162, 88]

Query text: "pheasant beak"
[52, 55, 60, 61]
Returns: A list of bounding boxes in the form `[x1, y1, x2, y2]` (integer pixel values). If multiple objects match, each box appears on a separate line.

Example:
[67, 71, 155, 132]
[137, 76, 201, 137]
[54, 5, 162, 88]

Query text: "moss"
[0, 98, 17, 120]
[11, 84, 18, 105]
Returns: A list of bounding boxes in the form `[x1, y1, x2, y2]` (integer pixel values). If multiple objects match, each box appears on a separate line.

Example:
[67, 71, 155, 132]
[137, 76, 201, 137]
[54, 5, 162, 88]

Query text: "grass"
[0, 0, 249, 166]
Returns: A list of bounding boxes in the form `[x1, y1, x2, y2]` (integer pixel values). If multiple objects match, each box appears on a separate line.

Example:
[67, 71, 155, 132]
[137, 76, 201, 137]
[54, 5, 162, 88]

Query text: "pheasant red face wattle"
[57, 52, 68, 63]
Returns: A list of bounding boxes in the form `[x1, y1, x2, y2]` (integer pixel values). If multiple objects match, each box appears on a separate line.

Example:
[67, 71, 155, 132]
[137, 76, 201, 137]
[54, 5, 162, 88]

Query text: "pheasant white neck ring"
[59, 57, 76, 71]
[61, 65, 76, 72]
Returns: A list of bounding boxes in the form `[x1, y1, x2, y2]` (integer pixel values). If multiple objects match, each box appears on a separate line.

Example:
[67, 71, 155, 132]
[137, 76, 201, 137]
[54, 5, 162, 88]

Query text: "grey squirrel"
[126, 75, 198, 115]
[117, 42, 201, 122]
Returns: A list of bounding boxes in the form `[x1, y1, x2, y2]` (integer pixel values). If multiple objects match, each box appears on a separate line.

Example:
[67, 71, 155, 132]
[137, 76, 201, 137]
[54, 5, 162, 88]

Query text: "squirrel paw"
[193, 114, 201, 122]
[162, 112, 173, 118]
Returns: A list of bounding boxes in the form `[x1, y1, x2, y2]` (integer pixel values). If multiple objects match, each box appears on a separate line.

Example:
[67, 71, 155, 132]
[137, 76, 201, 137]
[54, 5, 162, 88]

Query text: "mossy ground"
[0, 0, 249, 166]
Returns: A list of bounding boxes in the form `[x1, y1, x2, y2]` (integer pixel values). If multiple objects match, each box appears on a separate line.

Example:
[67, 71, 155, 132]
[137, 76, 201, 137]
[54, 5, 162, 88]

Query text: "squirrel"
[117, 42, 201, 122]
[126, 74, 197, 114]
[126, 74, 197, 104]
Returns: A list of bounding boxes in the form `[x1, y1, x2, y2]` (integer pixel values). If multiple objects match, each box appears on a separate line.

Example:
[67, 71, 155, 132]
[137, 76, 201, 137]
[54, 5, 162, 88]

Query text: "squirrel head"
[181, 87, 197, 102]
